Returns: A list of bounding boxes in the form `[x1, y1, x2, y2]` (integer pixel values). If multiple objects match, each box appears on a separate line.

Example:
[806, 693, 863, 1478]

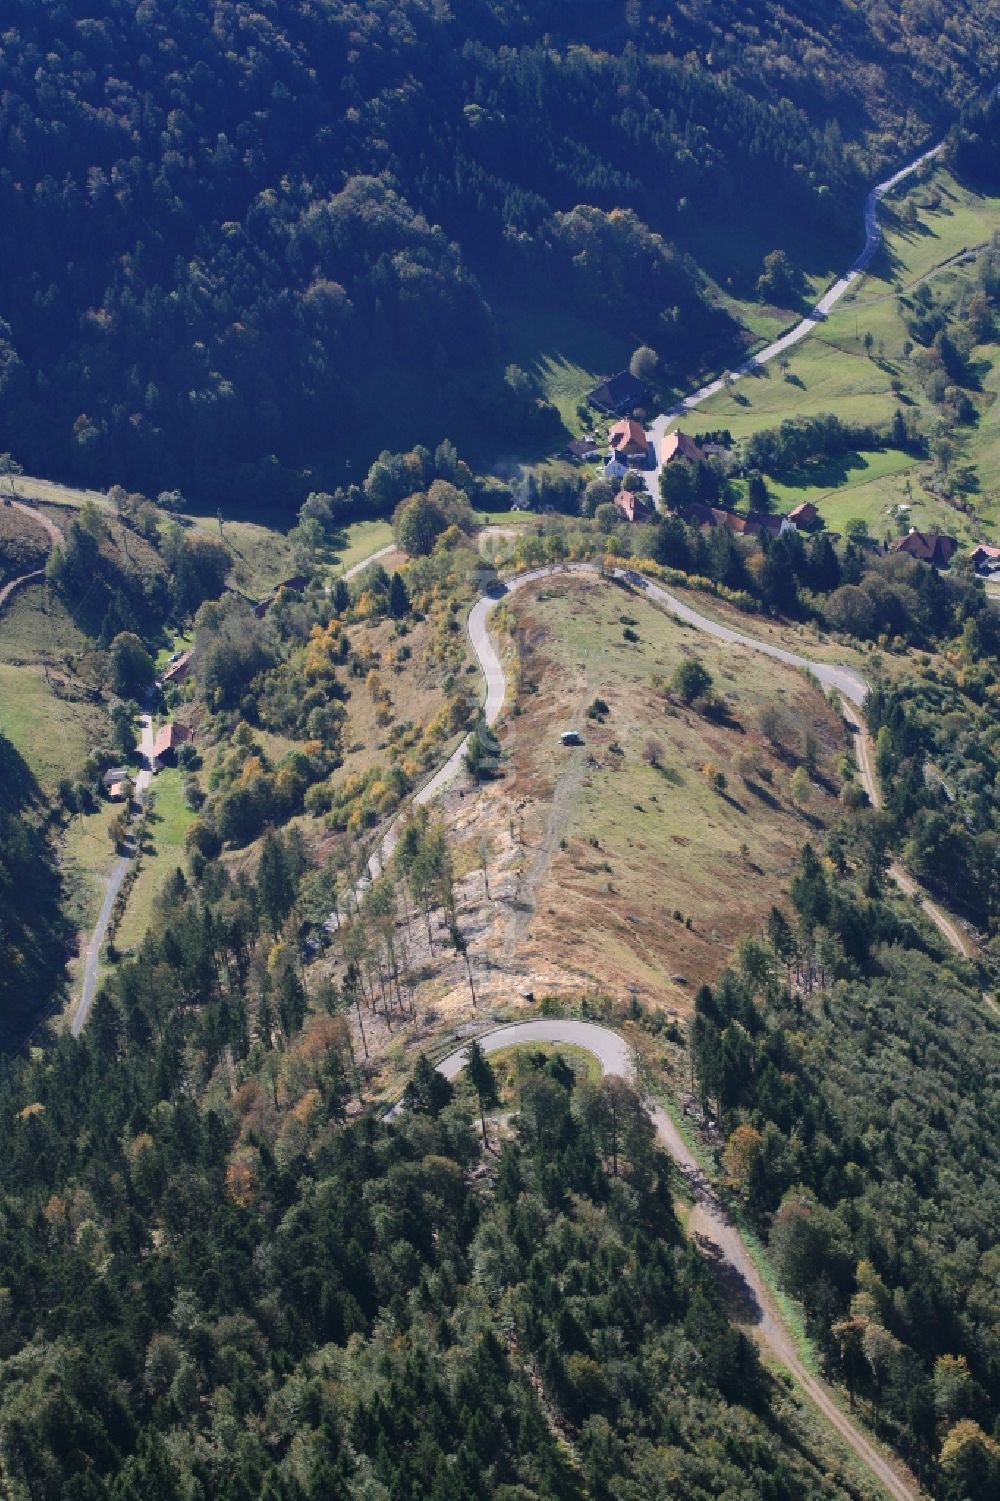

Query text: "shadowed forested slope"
[0, 732, 67, 1047]
[1, 0, 998, 502]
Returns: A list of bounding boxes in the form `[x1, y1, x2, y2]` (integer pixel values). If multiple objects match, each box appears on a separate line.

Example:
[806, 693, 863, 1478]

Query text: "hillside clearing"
[0, 585, 104, 789]
[439, 575, 844, 1012]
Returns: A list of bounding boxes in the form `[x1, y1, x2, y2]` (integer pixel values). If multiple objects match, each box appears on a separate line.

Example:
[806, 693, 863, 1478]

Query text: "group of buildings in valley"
[562, 366, 980, 569]
[101, 721, 191, 801]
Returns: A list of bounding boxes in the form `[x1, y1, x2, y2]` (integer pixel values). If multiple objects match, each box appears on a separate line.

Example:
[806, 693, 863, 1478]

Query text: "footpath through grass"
[331, 519, 394, 573]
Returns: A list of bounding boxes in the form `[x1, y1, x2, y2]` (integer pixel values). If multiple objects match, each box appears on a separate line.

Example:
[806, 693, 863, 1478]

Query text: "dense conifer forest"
[0, 840, 874, 1499]
[0, 731, 67, 1049]
[692, 851, 1000, 1497]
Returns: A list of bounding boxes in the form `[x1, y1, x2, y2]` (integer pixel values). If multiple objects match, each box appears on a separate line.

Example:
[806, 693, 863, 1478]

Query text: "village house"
[608, 417, 651, 467]
[587, 370, 651, 416]
[102, 767, 131, 800]
[604, 454, 629, 482]
[159, 648, 192, 687]
[613, 489, 652, 523]
[677, 504, 796, 538]
[561, 436, 600, 462]
[660, 430, 707, 466]
[969, 542, 1000, 572]
[787, 500, 821, 530]
[742, 510, 797, 539]
[153, 721, 192, 765]
[893, 529, 958, 567]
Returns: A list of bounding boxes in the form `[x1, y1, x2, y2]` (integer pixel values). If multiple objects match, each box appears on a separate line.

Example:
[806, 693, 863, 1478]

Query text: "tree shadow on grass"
[741, 779, 783, 812]
[0, 732, 40, 809]
[771, 450, 872, 491]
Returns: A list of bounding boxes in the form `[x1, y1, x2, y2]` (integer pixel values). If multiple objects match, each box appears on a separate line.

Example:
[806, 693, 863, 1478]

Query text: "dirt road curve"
[0, 500, 63, 611]
[0, 566, 44, 611]
[437, 1020, 919, 1501]
[341, 542, 397, 580]
[839, 696, 974, 959]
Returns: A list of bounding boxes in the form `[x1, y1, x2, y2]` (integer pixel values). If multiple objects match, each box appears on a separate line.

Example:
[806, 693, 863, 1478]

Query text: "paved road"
[437, 1017, 631, 1080]
[435, 1019, 919, 1501]
[71, 710, 156, 1036]
[639, 572, 868, 704]
[341, 542, 397, 580]
[645, 139, 944, 491]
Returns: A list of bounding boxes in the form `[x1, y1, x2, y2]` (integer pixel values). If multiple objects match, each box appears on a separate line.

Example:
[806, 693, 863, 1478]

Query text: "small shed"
[563, 436, 600, 462]
[560, 730, 583, 746]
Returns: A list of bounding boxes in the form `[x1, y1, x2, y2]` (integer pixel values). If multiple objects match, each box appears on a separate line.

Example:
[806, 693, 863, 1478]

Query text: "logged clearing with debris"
[441, 574, 845, 1014]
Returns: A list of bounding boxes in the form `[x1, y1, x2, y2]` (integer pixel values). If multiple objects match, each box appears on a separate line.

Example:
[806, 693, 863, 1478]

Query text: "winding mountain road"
[373, 555, 971, 1494]
[436, 1018, 919, 1501]
[364, 554, 973, 967]
[645, 139, 945, 490]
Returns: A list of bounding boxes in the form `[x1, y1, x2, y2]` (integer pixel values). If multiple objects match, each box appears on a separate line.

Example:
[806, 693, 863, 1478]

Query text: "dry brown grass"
[306, 575, 853, 1100]
[441, 575, 845, 1015]
[0, 504, 51, 584]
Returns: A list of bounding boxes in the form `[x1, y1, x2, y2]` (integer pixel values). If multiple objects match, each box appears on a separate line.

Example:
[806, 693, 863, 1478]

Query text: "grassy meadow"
[456, 574, 845, 1012]
[330, 519, 395, 573]
[115, 769, 195, 953]
[0, 584, 104, 789]
[688, 166, 1000, 542]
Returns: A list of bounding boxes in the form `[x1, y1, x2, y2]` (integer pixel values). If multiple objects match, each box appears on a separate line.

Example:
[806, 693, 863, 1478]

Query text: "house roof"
[893, 529, 958, 565]
[587, 370, 651, 412]
[564, 436, 599, 459]
[160, 649, 192, 683]
[677, 504, 789, 537]
[678, 502, 725, 528]
[743, 511, 790, 538]
[107, 781, 127, 800]
[613, 489, 651, 522]
[970, 543, 1000, 561]
[660, 430, 707, 465]
[604, 455, 629, 477]
[153, 722, 192, 759]
[102, 766, 129, 787]
[608, 418, 648, 456]
[788, 501, 819, 525]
